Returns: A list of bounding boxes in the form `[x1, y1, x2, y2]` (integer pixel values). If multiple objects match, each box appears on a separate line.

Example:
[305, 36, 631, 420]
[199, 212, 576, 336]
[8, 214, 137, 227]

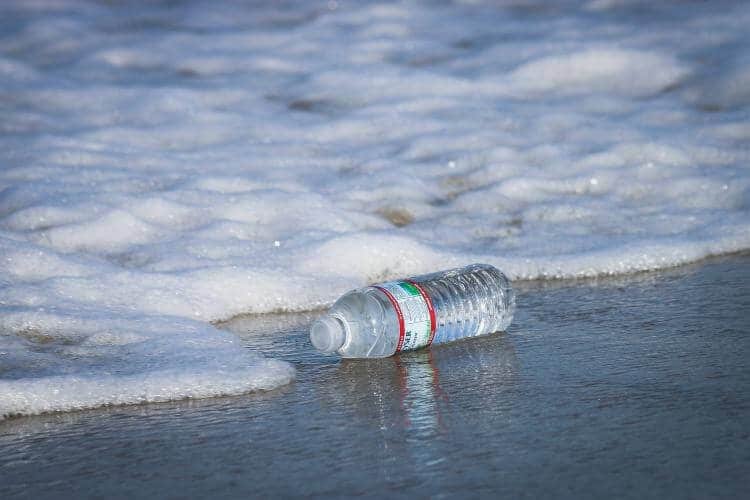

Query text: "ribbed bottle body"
[310, 264, 515, 358]
[410, 264, 515, 344]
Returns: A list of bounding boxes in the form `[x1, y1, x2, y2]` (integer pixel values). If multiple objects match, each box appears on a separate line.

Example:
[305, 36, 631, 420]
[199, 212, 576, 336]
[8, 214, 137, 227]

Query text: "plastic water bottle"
[310, 264, 515, 358]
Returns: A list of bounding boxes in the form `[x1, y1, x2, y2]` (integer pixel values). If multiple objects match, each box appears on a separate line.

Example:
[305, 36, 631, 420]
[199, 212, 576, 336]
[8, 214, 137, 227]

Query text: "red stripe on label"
[406, 280, 436, 345]
[373, 285, 406, 351]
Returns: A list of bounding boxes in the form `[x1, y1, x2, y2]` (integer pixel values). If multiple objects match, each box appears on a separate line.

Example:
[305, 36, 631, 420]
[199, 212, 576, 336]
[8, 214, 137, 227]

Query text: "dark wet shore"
[1, 254, 749, 499]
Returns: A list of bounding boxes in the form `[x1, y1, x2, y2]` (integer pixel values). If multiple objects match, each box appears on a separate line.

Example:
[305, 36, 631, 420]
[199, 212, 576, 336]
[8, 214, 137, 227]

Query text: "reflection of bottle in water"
[310, 264, 515, 358]
[318, 332, 519, 487]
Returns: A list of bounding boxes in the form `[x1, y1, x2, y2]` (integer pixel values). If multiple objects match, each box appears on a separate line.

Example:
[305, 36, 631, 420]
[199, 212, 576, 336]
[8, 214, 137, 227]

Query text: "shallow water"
[1, 254, 748, 498]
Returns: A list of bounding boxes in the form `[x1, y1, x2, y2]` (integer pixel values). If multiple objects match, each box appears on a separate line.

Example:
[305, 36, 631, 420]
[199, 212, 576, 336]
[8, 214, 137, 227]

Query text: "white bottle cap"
[310, 315, 346, 353]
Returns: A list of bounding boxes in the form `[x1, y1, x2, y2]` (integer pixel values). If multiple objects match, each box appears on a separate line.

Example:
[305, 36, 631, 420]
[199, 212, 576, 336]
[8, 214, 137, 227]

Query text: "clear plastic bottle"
[310, 264, 515, 358]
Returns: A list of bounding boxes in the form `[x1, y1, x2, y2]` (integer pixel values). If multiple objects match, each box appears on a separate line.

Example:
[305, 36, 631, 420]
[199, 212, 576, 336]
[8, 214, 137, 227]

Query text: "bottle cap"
[310, 315, 346, 353]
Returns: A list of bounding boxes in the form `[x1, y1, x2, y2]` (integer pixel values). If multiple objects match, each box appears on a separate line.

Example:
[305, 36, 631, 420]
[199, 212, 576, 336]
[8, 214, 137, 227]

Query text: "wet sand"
[1, 254, 749, 498]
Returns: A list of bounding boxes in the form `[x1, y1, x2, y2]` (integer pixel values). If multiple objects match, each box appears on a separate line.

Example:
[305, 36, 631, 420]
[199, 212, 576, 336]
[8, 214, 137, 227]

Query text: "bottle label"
[373, 280, 436, 352]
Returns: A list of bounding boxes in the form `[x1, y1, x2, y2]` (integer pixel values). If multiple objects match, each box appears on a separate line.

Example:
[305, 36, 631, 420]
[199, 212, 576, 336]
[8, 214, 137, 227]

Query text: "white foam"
[0, 308, 295, 419]
[505, 48, 688, 97]
[1, 0, 749, 418]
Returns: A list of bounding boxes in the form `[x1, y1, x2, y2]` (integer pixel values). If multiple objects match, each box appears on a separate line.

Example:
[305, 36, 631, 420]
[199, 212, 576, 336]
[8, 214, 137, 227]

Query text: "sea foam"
[1, 0, 749, 418]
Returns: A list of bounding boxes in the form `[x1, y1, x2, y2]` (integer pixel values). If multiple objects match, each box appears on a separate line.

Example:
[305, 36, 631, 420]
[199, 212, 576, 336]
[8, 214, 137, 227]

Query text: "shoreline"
[2, 249, 748, 424]
[2, 251, 748, 498]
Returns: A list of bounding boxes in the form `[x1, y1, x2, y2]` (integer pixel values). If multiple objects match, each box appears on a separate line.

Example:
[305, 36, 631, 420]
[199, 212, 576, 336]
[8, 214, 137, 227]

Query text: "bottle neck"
[310, 315, 347, 353]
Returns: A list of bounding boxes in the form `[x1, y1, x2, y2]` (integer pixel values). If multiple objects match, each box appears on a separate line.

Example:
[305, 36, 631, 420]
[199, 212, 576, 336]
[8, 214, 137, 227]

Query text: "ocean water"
[1, 0, 749, 418]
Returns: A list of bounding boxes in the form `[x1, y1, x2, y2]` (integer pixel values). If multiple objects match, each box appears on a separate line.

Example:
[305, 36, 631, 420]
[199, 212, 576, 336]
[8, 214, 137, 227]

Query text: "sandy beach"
[2, 254, 748, 498]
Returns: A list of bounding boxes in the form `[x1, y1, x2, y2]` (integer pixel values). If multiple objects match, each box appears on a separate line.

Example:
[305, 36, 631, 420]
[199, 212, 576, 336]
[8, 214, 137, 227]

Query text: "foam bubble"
[506, 48, 688, 97]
